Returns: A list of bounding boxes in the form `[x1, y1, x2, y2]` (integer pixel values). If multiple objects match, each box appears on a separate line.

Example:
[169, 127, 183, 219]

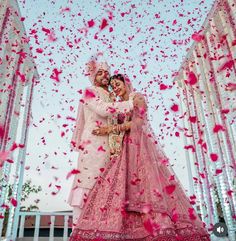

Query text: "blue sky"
[16, 0, 215, 211]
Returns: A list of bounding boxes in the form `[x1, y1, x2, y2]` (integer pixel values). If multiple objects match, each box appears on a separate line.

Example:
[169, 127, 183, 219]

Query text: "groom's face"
[94, 69, 110, 87]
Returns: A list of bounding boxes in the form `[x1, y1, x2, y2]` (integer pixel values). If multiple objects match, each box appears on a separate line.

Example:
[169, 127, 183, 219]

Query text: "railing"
[4, 211, 73, 241]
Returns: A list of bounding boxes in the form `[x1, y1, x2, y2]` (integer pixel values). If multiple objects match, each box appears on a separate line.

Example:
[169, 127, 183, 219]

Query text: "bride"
[69, 74, 210, 241]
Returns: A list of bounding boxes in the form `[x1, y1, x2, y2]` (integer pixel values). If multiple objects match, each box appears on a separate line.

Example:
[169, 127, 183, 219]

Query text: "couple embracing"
[67, 56, 210, 241]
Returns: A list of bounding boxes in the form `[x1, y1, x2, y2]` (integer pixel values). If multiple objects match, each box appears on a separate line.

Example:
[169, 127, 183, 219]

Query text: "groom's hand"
[92, 126, 110, 136]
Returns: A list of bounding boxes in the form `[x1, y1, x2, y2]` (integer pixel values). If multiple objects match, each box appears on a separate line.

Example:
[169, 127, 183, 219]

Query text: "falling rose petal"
[6, 159, 14, 164]
[10, 142, 24, 151]
[213, 124, 224, 133]
[100, 18, 108, 30]
[169, 175, 175, 181]
[47, 30, 57, 42]
[221, 109, 230, 114]
[0, 125, 4, 139]
[159, 83, 168, 90]
[42, 27, 51, 34]
[98, 146, 106, 152]
[36, 48, 43, 53]
[50, 68, 62, 82]
[171, 208, 179, 222]
[60, 7, 71, 13]
[16, 71, 26, 83]
[88, 19, 95, 28]
[187, 71, 198, 85]
[215, 169, 222, 175]
[184, 145, 195, 152]
[225, 82, 236, 91]
[10, 198, 18, 207]
[189, 195, 196, 205]
[107, 107, 116, 113]
[170, 104, 179, 112]
[160, 159, 169, 165]
[172, 19, 177, 25]
[193, 177, 198, 183]
[189, 116, 197, 123]
[85, 89, 96, 99]
[191, 32, 204, 42]
[190, 194, 196, 200]
[227, 190, 234, 197]
[165, 184, 176, 195]
[175, 132, 180, 137]
[188, 208, 197, 220]
[99, 168, 105, 172]
[218, 60, 234, 72]
[199, 173, 205, 179]
[51, 185, 61, 196]
[210, 153, 218, 162]
[66, 169, 80, 179]
[190, 200, 196, 205]
[138, 107, 146, 116]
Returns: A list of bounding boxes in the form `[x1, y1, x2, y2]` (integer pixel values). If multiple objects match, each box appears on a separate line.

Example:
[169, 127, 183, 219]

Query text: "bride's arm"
[92, 93, 147, 136]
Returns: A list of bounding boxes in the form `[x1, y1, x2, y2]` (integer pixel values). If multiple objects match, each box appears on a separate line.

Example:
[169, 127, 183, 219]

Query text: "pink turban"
[85, 54, 110, 84]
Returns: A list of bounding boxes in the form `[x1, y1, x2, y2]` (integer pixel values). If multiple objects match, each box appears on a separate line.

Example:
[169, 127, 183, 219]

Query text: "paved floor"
[1, 233, 233, 241]
[16, 239, 65, 241]
[12, 236, 232, 241]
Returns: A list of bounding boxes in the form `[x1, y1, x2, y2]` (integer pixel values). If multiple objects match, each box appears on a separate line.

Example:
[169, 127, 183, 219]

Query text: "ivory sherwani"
[68, 86, 133, 207]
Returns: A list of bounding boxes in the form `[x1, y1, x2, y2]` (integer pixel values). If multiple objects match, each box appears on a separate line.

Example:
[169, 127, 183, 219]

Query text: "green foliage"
[1, 179, 42, 235]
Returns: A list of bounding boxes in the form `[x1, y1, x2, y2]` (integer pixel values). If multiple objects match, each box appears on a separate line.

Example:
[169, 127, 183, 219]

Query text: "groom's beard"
[101, 77, 109, 86]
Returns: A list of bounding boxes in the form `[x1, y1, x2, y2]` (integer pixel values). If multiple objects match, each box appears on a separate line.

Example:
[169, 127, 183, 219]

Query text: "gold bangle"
[116, 125, 119, 133]
[112, 124, 117, 134]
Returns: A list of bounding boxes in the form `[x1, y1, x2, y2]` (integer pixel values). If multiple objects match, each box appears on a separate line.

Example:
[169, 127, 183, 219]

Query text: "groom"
[67, 59, 133, 228]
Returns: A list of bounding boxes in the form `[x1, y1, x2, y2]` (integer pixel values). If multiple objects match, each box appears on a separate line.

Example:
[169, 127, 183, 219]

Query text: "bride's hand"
[92, 126, 110, 136]
[129, 92, 136, 101]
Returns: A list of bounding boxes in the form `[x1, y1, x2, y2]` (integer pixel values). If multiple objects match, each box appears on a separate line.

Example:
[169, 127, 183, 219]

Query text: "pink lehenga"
[69, 92, 210, 241]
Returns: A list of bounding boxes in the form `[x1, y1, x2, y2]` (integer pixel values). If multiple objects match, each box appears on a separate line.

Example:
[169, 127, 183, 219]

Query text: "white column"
[177, 76, 195, 196]
[182, 68, 207, 221]
[34, 214, 40, 241]
[49, 216, 55, 241]
[63, 215, 69, 241]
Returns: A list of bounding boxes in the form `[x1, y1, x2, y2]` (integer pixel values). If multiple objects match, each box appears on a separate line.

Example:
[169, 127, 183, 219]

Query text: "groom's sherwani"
[68, 86, 133, 206]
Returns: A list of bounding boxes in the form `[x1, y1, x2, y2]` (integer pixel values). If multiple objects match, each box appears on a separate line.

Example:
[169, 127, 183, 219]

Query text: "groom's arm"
[84, 87, 133, 117]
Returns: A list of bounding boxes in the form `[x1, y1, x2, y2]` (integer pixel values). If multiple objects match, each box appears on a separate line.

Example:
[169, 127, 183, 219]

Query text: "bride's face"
[110, 79, 126, 97]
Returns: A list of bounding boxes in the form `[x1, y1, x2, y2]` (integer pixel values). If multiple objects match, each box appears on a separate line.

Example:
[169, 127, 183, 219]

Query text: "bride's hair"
[109, 74, 124, 83]
[110, 73, 134, 95]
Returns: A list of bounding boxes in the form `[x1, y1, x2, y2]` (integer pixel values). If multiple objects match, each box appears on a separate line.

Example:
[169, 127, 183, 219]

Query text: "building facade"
[0, 0, 38, 238]
[174, 0, 236, 239]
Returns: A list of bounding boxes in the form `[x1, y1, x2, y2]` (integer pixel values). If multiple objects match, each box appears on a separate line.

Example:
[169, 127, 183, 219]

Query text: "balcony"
[2, 211, 73, 241]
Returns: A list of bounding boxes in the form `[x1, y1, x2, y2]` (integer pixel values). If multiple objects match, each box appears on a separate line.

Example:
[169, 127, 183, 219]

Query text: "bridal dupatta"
[69, 91, 210, 240]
